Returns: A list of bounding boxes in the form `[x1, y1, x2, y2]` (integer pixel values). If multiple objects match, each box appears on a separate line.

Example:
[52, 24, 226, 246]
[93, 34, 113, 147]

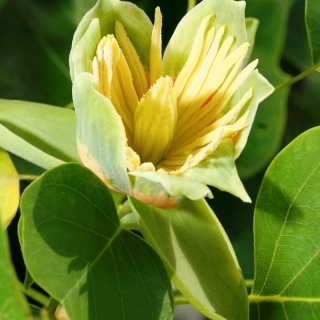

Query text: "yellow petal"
[133, 76, 177, 164]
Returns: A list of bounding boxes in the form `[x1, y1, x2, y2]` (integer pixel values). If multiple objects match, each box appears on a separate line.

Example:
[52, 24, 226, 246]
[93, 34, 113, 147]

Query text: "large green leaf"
[306, 0, 320, 67]
[0, 100, 80, 166]
[129, 197, 248, 320]
[250, 127, 320, 319]
[0, 149, 19, 228]
[236, 0, 294, 179]
[0, 219, 31, 319]
[20, 163, 173, 320]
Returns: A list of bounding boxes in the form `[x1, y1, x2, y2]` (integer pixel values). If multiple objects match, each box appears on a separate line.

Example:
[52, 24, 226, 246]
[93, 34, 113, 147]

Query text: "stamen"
[182, 87, 253, 145]
[150, 7, 163, 86]
[168, 114, 247, 159]
[115, 21, 148, 99]
[116, 51, 139, 117]
[173, 41, 250, 146]
[176, 26, 227, 113]
[173, 15, 214, 100]
[209, 59, 258, 117]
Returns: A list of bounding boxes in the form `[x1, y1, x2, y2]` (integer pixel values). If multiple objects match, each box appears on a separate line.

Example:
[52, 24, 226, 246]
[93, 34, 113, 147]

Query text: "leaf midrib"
[250, 294, 320, 303]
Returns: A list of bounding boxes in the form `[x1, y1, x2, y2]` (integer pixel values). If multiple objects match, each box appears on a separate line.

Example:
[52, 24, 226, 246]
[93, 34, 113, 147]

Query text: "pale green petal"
[71, 18, 101, 81]
[232, 70, 274, 159]
[73, 72, 131, 194]
[129, 170, 212, 208]
[163, 0, 247, 77]
[181, 139, 251, 202]
[70, 0, 153, 80]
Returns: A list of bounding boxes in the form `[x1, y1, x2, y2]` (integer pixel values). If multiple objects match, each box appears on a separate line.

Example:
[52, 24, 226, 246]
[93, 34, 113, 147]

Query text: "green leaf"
[0, 149, 19, 228]
[250, 127, 320, 318]
[129, 197, 248, 320]
[20, 163, 173, 320]
[236, 0, 294, 179]
[0, 124, 63, 170]
[0, 99, 80, 165]
[306, 0, 320, 66]
[0, 219, 31, 319]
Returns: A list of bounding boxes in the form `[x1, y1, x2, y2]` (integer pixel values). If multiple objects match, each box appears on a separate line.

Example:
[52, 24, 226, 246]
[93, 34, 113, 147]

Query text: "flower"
[70, 0, 273, 209]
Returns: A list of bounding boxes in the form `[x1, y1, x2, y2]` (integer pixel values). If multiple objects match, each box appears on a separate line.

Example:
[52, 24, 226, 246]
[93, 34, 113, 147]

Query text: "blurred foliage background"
[1, 0, 320, 306]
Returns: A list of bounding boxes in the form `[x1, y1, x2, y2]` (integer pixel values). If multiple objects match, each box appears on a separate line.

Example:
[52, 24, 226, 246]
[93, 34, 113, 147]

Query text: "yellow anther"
[115, 21, 148, 99]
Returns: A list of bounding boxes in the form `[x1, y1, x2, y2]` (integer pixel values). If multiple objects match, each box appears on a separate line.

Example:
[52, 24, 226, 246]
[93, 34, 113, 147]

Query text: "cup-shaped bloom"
[70, 0, 273, 208]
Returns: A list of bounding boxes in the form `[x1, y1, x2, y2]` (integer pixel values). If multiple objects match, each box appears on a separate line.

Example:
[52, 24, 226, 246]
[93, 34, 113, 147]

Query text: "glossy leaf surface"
[129, 197, 248, 320]
[250, 127, 320, 319]
[20, 163, 173, 320]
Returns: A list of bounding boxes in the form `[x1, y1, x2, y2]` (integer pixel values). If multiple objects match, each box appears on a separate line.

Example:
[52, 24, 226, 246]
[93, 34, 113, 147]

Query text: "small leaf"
[0, 149, 19, 227]
[0, 219, 31, 319]
[250, 127, 320, 318]
[129, 197, 248, 320]
[306, 0, 320, 67]
[20, 163, 173, 320]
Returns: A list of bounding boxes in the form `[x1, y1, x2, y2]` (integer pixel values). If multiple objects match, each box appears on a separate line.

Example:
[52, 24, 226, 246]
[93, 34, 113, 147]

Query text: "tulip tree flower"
[70, 0, 273, 208]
